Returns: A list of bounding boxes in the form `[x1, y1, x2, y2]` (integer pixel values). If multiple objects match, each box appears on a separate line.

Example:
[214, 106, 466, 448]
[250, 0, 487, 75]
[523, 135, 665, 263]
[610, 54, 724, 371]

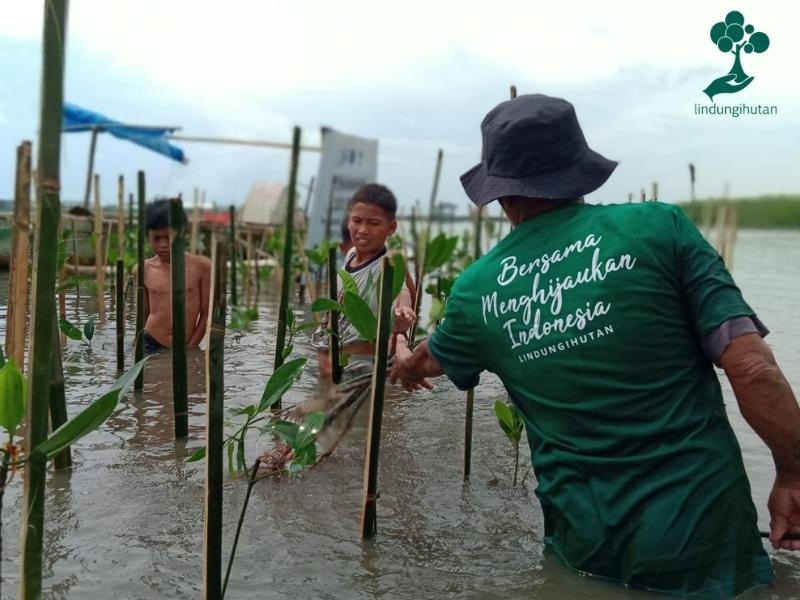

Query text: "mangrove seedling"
[59, 317, 95, 346]
[494, 399, 525, 485]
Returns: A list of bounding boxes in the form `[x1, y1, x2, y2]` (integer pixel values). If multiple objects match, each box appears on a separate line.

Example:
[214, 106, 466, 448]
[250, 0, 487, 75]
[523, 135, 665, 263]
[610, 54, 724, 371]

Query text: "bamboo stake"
[463, 205, 483, 480]
[463, 388, 474, 481]
[116, 259, 124, 371]
[170, 198, 189, 439]
[229, 205, 238, 307]
[71, 218, 79, 319]
[135, 171, 146, 391]
[191, 187, 200, 254]
[360, 257, 394, 538]
[328, 247, 342, 384]
[21, 0, 68, 594]
[689, 163, 696, 202]
[273, 126, 301, 379]
[82, 127, 99, 210]
[49, 312, 71, 470]
[6, 140, 32, 369]
[94, 173, 106, 321]
[117, 175, 125, 259]
[243, 226, 253, 307]
[428, 149, 443, 233]
[203, 237, 226, 600]
[57, 221, 66, 326]
[128, 192, 134, 234]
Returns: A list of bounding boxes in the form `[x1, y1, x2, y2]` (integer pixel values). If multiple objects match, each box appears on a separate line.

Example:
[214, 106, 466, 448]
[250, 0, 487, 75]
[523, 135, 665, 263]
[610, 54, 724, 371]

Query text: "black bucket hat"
[460, 94, 618, 207]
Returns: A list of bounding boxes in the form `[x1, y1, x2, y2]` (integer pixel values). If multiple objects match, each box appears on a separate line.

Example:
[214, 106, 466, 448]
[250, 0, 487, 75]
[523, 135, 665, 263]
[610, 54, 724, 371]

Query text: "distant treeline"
[678, 195, 800, 229]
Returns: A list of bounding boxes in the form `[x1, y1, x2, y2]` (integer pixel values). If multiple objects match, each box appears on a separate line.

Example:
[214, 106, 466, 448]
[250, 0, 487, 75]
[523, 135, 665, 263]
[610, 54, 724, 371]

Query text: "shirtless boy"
[142, 199, 211, 353]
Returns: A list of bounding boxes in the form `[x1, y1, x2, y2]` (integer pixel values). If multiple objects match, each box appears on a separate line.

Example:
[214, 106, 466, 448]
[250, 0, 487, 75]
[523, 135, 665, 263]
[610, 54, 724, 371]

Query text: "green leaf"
[257, 358, 308, 412]
[311, 298, 345, 313]
[186, 446, 206, 462]
[59, 319, 83, 341]
[231, 404, 256, 418]
[281, 344, 294, 360]
[392, 253, 406, 300]
[343, 291, 377, 343]
[0, 359, 26, 436]
[296, 322, 319, 332]
[286, 307, 295, 329]
[270, 420, 300, 445]
[295, 411, 325, 449]
[429, 297, 445, 324]
[57, 274, 95, 292]
[338, 269, 359, 296]
[494, 399, 515, 441]
[33, 359, 147, 459]
[83, 318, 95, 342]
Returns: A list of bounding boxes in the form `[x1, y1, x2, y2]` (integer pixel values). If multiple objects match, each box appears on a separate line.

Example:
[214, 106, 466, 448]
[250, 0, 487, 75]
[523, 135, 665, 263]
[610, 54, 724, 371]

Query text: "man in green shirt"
[391, 94, 800, 598]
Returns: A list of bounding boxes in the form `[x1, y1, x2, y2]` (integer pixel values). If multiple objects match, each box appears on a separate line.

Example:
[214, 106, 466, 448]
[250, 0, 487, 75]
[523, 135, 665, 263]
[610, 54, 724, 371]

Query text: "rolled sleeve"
[702, 315, 769, 367]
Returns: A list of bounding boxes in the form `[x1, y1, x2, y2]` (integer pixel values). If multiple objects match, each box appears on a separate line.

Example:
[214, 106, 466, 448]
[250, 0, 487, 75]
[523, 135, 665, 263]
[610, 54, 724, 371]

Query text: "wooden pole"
[463, 388, 474, 481]
[82, 127, 99, 210]
[57, 221, 67, 325]
[203, 237, 226, 600]
[170, 198, 189, 438]
[117, 175, 125, 259]
[21, 0, 68, 594]
[243, 226, 253, 307]
[328, 247, 342, 384]
[94, 173, 106, 321]
[360, 257, 394, 538]
[6, 140, 32, 369]
[428, 149, 443, 231]
[49, 313, 71, 470]
[116, 259, 124, 371]
[228, 205, 237, 307]
[135, 171, 146, 391]
[128, 191, 134, 234]
[273, 126, 301, 378]
[191, 187, 200, 254]
[689, 163, 696, 202]
[71, 218, 79, 319]
[652, 181, 659, 202]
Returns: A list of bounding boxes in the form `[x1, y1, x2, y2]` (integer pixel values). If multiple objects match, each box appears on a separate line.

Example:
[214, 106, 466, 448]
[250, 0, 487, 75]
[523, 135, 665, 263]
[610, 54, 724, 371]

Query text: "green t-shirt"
[428, 202, 773, 598]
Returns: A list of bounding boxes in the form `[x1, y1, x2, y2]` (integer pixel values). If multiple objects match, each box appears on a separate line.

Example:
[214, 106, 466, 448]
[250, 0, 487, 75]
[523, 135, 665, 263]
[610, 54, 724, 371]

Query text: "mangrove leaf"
[311, 298, 345, 313]
[59, 319, 83, 341]
[257, 358, 307, 412]
[392, 253, 406, 300]
[0, 359, 26, 436]
[187, 446, 206, 462]
[343, 291, 377, 344]
[32, 359, 147, 459]
[83, 317, 95, 342]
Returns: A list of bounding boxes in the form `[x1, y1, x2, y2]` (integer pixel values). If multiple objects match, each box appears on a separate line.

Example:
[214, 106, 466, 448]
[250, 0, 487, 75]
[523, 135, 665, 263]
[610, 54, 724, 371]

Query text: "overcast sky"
[1, 0, 798, 215]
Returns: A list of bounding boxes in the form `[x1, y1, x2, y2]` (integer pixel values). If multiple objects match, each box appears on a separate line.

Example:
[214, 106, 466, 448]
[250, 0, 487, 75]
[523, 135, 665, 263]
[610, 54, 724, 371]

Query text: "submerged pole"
[328, 246, 342, 384]
[228, 205, 237, 307]
[463, 388, 474, 480]
[6, 140, 32, 369]
[273, 126, 301, 378]
[170, 198, 188, 438]
[21, 0, 68, 595]
[116, 258, 124, 370]
[135, 171, 146, 391]
[360, 257, 394, 538]
[203, 237, 226, 600]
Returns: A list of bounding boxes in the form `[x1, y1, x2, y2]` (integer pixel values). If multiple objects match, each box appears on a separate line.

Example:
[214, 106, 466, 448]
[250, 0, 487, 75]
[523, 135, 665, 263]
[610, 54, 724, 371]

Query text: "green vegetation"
[678, 195, 800, 229]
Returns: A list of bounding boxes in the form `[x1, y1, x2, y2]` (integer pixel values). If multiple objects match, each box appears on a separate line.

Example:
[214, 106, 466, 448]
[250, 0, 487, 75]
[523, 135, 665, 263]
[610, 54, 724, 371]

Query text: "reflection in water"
[0, 230, 798, 598]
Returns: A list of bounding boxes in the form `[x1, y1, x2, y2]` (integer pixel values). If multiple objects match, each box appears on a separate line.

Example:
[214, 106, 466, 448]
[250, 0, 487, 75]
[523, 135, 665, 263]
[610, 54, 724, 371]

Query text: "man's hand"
[390, 340, 442, 392]
[394, 305, 416, 333]
[768, 481, 800, 551]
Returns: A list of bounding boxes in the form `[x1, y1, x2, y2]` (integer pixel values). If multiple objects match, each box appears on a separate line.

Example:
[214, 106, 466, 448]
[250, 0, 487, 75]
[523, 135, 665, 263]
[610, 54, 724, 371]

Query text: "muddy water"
[0, 229, 799, 599]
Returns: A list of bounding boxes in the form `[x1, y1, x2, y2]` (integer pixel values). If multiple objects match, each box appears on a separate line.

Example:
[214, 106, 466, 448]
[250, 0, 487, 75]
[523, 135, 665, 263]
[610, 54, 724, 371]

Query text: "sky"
[1, 0, 798, 215]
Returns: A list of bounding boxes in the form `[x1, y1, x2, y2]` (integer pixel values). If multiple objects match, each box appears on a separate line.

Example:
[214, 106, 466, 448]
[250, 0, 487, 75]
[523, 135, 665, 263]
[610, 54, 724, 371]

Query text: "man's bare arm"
[720, 333, 800, 549]
[187, 260, 211, 347]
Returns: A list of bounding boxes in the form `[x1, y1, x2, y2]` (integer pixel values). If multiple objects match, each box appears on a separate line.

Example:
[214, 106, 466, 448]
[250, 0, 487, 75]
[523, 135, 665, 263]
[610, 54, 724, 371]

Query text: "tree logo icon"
[703, 11, 770, 101]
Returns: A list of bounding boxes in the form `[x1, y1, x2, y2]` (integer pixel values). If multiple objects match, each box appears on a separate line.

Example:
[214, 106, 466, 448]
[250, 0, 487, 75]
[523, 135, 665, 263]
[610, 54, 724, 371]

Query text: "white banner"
[306, 127, 378, 248]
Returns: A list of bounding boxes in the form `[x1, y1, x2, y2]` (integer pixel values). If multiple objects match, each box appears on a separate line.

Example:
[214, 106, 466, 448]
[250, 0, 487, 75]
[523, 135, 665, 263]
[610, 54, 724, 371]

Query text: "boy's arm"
[393, 271, 417, 334]
[187, 259, 212, 347]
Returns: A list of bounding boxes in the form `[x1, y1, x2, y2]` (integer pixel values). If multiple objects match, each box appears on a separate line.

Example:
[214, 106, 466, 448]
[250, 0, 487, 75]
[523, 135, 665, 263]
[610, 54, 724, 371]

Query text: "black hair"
[340, 218, 352, 243]
[146, 198, 186, 231]
[348, 183, 397, 218]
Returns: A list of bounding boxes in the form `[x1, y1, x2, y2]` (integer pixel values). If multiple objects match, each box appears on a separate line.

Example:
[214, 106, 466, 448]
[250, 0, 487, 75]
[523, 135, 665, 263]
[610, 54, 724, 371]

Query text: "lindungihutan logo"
[703, 11, 770, 101]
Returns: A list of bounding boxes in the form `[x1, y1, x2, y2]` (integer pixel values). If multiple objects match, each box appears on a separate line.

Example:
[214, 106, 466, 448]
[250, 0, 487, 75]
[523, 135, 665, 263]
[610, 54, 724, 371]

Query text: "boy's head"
[340, 217, 353, 254]
[347, 184, 397, 258]
[146, 198, 184, 262]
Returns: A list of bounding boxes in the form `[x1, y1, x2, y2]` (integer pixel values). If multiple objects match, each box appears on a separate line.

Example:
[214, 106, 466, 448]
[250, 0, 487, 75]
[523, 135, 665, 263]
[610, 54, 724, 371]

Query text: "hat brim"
[460, 149, 618, 207]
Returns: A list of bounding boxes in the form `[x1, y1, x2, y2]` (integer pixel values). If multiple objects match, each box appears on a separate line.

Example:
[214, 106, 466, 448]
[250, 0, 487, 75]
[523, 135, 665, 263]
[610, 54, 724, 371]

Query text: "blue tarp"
[63, 103, 187, 163]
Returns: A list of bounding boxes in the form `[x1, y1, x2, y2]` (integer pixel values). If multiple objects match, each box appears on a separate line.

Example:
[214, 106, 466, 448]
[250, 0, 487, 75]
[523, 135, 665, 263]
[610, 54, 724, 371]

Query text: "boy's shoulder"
[186, 253, 212, 268]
